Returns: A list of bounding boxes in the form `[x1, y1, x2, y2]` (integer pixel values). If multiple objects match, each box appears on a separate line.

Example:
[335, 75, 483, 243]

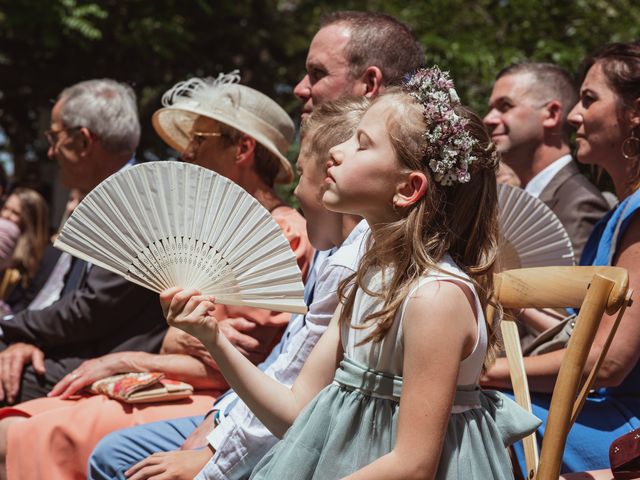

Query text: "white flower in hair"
[448, 88, 460, 104]
[403, 66, 478, 186]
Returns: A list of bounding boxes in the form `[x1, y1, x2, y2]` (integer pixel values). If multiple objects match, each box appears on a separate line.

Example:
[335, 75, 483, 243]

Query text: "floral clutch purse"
[89, 372, 193, 404]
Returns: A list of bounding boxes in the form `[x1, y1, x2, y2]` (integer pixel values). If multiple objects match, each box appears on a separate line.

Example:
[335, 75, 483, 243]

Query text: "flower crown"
[403, 67, 478, 186]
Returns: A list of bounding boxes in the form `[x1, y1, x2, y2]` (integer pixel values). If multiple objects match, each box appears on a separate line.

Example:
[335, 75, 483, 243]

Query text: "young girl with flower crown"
[162, 67, 539, 480]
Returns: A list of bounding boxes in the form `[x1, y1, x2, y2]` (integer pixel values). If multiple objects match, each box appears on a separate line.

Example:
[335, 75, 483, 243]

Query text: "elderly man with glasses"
[0, 79, 167, 409]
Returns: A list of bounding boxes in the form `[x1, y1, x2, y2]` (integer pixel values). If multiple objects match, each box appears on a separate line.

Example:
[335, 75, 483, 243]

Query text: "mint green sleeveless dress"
[250, 256, 540, 479]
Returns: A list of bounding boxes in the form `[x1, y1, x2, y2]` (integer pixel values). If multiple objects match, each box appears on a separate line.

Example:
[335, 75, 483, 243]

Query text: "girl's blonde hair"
[8, 188, 50, 281]
[338, 88, 501, 370]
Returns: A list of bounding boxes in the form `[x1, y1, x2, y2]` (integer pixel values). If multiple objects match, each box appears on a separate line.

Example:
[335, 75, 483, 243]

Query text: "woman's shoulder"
[270, 205, 314, 277]
[270, 205, 310, 248]
[610, 188, 640, 227]
[270, 205, 306, 231]
[606, 189, 640, 263]
[615, 210, 640, 265]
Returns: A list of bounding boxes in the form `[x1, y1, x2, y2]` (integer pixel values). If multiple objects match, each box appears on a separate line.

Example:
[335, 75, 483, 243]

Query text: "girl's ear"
[235, 135, 257, 166]
[394, 171, 428, 208]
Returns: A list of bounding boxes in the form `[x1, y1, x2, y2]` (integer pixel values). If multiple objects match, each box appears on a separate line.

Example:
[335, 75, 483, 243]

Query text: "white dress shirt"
[196, 220, 369, 480]
[525, 154, 573, 198]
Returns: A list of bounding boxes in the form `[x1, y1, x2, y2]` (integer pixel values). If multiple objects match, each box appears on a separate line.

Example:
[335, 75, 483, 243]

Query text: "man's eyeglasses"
[44, 126, 82, 146]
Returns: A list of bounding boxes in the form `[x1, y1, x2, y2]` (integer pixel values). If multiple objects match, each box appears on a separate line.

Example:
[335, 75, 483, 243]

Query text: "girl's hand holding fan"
[160, 287, 221, 349]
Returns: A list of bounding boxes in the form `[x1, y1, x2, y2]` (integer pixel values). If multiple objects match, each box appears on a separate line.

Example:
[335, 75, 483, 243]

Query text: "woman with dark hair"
[483, 40, 640, 473]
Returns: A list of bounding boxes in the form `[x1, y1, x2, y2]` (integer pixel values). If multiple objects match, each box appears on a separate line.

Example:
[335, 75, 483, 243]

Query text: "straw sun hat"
[152, 71, 295, 184]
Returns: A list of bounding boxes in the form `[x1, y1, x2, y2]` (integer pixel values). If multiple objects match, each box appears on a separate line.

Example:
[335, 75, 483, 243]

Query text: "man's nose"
[567, 104, 583, 129]
[483, 109, 500, 127]
[181, 148, 195, 163]
[293, 75, 311, 101]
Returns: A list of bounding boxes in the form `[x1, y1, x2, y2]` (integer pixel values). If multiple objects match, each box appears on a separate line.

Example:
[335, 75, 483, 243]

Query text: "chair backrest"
[491, 266, 632, 480]
[0, 268, 21, 300]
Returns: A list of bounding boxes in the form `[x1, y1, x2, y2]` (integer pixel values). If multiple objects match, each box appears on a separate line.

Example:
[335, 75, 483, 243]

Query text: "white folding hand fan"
[54, 161, 307, 314]
[498, 183, 575, 270]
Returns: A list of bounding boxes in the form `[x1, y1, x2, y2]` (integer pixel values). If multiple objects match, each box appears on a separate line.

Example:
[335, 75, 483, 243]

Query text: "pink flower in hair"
[403, 66, 477, 186]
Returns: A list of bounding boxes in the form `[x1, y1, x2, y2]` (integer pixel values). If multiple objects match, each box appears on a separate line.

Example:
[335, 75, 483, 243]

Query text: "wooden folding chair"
[0, 268, 21, 300]
[489, 266, 633, 480]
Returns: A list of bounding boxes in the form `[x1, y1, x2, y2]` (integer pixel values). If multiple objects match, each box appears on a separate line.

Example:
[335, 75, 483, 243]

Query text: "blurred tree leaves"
[0, 0, 638, 185]
[0, 0, 314, 178]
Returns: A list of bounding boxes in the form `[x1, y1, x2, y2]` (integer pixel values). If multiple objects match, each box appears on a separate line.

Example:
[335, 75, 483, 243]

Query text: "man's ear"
[235, 135, 257, 167]
[359, 66, 383, 98]
[394, 171, 428, 208]
[77, 127, 94, 157]
[542, 100, 563, 129]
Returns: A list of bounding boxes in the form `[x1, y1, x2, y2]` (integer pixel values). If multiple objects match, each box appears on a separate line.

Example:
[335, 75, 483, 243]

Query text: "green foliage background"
[0, 0, 639, 198]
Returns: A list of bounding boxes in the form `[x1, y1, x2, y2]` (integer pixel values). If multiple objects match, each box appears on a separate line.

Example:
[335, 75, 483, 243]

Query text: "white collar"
[344, 220, 369, 247]
[525, 154, 573, 198]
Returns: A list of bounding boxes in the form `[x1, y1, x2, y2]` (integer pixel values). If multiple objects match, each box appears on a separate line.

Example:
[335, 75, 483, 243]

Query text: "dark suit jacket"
[0, 156, 168, 402]
[0, 260, 167, 387]
[539, 160, 609, 263]
[6, 245, 64, 312]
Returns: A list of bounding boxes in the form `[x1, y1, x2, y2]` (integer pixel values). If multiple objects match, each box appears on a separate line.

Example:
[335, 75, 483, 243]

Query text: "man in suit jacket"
[0, 79, 167, 405]
[484, 62, 609, 262]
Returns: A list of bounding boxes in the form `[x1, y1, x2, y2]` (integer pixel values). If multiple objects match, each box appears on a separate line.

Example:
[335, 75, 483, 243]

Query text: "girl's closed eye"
[357, 131, 371, 151]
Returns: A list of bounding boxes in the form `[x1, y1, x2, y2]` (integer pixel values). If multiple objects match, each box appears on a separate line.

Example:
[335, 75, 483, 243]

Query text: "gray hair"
[58, 79, 140, 155]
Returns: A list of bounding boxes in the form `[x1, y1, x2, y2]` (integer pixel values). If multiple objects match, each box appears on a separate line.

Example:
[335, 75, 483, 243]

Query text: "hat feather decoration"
[161, 71, 242, 112]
